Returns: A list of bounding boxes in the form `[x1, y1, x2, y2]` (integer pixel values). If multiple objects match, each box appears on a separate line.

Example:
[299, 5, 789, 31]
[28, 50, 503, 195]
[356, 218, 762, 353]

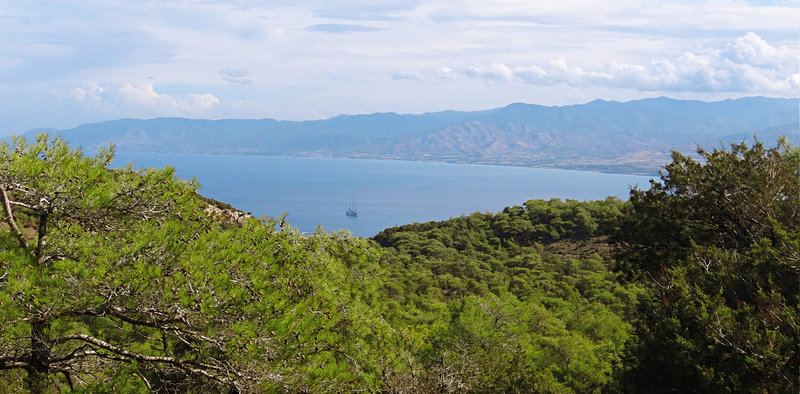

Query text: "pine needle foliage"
[0, 135, 407, 392]
[615, 138, 799, 392]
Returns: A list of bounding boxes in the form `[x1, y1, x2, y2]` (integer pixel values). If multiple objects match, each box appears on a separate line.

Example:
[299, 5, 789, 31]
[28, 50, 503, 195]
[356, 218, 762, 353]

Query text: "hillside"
[24, 96, 799, 175]
[1, 135, 797, 392]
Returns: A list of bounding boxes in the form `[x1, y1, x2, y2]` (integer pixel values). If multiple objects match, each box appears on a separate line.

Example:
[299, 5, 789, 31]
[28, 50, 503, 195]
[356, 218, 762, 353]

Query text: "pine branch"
[53, 333, 239, 383]
[0, 355, 32, 370]
[0, 184, 29, 250]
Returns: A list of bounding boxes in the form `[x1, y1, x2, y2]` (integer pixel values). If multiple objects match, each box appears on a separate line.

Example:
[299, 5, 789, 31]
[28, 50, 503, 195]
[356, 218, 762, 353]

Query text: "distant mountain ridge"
[23, 97, 799, 175]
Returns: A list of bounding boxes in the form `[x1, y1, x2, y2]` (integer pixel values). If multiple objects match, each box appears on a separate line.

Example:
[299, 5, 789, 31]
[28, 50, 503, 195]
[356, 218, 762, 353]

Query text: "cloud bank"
[0, 1, 798, 133]
[307, 24, 383, 33]
[405, 33, 799, 94]
[70, 83, 221, 117]
[219, 68, 252, 84]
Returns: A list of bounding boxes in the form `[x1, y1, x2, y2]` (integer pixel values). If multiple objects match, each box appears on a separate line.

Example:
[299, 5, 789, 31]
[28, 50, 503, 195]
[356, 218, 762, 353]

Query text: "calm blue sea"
[113, 153, 653, 237]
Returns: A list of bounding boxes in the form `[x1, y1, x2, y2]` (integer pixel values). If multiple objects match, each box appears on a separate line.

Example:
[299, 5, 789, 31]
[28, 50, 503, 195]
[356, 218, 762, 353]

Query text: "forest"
[0, 134, 797, 393]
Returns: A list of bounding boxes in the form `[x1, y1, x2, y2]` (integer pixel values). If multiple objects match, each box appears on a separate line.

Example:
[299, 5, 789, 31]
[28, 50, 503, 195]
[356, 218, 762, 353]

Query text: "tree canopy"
[1, 134, 796, 392]
[374, 197, 641, 391]
[0, 135, 406, 392]
[615, 138, 799, 392]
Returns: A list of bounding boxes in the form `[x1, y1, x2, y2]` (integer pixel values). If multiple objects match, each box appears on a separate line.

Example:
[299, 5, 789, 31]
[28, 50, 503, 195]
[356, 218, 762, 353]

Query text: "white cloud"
[435, 67, 459, 80]
[723, 32, 796, 70]
[117, 83, 173, 106]
[116, 83, 220, 112]
[218, 68, 252, 84]
[423, 33, 799, 94]
[67, 83, 222, 118]
[466, 64, 515, 82]
[392, 70, 426, 81]
[2, 1, 800, 133]
[70, 84, 104, 103]
[185, 93, 221, 109]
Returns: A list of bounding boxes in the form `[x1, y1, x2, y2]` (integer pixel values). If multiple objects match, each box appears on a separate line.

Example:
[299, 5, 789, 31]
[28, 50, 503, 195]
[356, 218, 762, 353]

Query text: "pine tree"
[615, 138, 799, 392]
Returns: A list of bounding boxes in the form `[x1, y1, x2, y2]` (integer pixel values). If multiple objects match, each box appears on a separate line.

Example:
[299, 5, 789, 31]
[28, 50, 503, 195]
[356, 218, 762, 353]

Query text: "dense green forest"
[0, 134, 797, 392]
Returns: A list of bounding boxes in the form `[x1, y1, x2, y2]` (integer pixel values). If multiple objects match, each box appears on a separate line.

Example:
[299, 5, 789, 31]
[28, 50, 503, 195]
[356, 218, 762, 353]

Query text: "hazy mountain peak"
[21, 97, 799, 175]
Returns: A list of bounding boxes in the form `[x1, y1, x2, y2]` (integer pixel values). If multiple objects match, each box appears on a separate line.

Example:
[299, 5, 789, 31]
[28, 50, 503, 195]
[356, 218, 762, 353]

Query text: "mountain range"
[23, 96, 799, 175]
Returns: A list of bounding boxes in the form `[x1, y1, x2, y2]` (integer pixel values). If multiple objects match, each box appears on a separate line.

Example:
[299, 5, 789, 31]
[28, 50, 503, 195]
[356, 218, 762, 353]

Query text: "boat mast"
[346, 193, 358, 217]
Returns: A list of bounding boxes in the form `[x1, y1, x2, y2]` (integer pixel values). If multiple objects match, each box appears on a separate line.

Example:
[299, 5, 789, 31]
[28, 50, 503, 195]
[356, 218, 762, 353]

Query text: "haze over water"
[114, 153, 652, 237]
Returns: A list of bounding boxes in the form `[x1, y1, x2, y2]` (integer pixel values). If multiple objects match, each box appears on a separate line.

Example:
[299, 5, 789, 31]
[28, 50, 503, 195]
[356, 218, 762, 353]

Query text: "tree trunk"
[25, 318, 50, 394]
[35, 211, 49, 264]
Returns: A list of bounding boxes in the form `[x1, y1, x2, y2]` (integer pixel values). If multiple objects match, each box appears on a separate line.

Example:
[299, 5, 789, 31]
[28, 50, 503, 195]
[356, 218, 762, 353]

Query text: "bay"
[113, 153, 653, 238]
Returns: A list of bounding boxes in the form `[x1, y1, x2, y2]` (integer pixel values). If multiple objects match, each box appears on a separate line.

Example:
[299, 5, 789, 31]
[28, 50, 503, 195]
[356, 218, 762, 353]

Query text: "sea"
[113, 153, 654, 238]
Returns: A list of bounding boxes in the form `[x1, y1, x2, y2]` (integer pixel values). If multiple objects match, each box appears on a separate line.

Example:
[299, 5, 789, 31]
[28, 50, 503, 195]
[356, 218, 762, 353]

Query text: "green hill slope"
[1, 134, 796, 392]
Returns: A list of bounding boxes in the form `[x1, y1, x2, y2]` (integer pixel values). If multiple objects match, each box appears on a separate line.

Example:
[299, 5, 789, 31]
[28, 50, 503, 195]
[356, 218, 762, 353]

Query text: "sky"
[0, 0, 798, 135]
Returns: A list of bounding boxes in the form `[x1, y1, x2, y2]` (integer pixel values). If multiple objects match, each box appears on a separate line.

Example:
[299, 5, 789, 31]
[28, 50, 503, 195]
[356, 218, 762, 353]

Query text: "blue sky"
[0, 0, 798, 134]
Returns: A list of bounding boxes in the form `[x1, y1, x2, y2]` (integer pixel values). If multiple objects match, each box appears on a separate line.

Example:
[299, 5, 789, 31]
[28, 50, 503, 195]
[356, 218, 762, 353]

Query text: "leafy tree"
[12, 132, 795, 393]
[0, 134, 218, 391]
[0, 135, 408, 392]
[615, 139, 799, 392]
[375, 198, 639, 392]
[421, 292, 631, 392]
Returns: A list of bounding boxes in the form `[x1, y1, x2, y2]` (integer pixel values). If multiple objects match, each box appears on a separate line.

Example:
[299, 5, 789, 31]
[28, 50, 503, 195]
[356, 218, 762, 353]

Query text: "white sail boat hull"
[345, 193, 358, 217]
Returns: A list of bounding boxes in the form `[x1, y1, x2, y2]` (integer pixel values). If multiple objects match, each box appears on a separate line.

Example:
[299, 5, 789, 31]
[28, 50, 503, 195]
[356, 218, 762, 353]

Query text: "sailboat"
[345, 193, 358, 217]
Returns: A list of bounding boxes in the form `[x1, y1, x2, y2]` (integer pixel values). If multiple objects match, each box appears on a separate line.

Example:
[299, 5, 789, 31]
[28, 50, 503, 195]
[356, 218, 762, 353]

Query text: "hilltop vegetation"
[0, 134, 797, 392]
[373, 198, 641, 391]
[0, 135, 408, 392]
[616, 139, 799, 391]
